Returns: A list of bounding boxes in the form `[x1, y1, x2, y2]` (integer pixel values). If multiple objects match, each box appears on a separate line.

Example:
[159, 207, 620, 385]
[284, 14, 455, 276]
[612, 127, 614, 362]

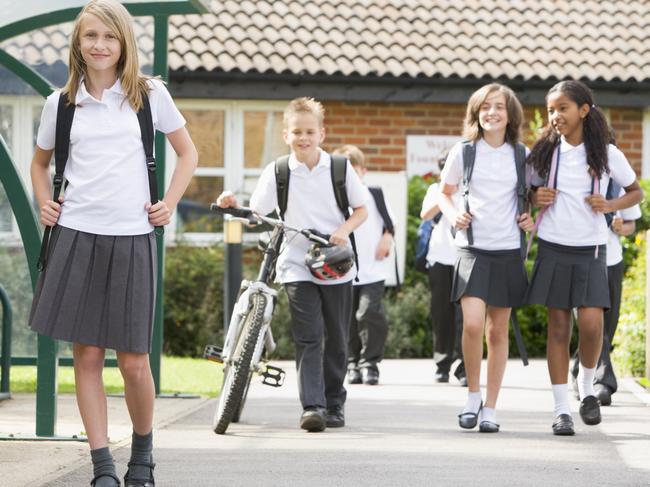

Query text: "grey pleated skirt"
[526, 239, 609, 310]
[451, 247, 528, 308]
[29, 225, 157, 353]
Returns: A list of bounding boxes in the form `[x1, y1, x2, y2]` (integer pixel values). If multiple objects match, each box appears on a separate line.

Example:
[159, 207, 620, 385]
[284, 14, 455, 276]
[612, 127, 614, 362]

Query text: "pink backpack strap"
[526, 145, 560, 259]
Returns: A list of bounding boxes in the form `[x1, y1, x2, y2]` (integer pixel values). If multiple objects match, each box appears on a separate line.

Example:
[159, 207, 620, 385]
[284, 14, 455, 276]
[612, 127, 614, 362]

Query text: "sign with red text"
[406, 135, 461, 178]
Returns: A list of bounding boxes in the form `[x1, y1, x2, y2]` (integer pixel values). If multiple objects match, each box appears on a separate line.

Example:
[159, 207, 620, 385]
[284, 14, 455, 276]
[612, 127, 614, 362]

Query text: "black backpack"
[274, 154, 359, 278]
[368, 186, 400, 288]
[460, 141, 527, 258]
[37, 89, 160, 271]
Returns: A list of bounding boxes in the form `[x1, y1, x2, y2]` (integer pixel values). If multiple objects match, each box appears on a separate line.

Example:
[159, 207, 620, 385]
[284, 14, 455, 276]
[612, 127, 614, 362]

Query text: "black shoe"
[124, 461, 155, 487]
[458, 401, 482, 429]
[347, 368, 362, 385]
[361, 368, 379, 385]
[326, 405, 345, 428]
[552, 414, 575, 436]
[300, 407, 327, 432]
[91, 474, 121, 487]
[595, 384, 613, 406]
[579, 395, 602, 425]
[457, 376, 468, 387]
[478, 420, 500, 433]
[434, 371, 449, 383]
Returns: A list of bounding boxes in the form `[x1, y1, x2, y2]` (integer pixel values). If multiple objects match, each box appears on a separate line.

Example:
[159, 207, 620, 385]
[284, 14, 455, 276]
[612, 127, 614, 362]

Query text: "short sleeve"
[249, 161, 278, 215]
[617, 188, 642, 220]
[36, 91, 60, 150]
[345, 160, 370, 208]
[608, 144, 636, 189]
[439, 142, 462, 187]
[148, 79, 185, 134]
[421, 183, 440, 213]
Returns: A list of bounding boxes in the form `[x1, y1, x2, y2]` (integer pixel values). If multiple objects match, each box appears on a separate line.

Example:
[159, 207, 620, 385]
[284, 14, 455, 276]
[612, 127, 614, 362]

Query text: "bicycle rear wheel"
[213, 292, 267, 434]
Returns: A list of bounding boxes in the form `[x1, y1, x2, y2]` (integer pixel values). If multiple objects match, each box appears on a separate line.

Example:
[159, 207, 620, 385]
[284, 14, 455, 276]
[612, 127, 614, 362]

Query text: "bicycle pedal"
[203, 344, 224, 364]
[261, 364, 285, 387]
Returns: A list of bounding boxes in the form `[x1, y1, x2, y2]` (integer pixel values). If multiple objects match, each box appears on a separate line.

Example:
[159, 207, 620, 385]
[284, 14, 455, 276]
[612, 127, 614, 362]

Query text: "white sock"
[577, 364, 596, 400]
[463, 391, 482, 414]
[480, 407, 496, 424]
[552, 383, 571, 416]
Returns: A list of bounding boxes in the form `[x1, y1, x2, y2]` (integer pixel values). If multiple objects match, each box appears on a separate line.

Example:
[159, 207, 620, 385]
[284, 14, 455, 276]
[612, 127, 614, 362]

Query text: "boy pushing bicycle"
[217, 97, 368, 432]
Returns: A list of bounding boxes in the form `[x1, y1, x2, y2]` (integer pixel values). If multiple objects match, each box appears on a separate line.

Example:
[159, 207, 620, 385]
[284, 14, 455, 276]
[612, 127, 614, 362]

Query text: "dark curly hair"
[527, 80, 611, 181]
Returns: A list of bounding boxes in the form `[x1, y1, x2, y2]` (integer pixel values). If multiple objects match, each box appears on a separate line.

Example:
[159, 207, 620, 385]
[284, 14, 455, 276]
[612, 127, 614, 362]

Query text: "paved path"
[40, 359, 650, 487]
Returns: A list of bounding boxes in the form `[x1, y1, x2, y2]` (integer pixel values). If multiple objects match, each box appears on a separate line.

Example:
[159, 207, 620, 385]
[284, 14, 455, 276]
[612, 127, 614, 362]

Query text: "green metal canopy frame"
[0, 0, 208, 438]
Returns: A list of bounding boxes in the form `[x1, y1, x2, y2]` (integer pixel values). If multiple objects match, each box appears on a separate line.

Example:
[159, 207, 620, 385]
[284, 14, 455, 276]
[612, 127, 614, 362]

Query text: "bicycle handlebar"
[209, 204, 331, 246]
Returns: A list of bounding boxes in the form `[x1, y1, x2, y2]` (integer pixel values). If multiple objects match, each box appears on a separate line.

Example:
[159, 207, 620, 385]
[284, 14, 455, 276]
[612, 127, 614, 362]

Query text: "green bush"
[384, 281, 432, 358]
[612, 234, 646, 376]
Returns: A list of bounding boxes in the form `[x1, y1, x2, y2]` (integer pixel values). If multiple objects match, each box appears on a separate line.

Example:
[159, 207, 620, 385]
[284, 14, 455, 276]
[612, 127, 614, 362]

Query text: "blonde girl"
[29, 1, 197, 485]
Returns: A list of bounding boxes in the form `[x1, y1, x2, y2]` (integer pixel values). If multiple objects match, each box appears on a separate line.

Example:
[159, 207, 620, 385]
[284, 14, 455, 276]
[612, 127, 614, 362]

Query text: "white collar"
[288, 149, 330, 171]
[477, 138, 512, 154]
[560, 136, 584, 153]
[76, 77, 123, 104]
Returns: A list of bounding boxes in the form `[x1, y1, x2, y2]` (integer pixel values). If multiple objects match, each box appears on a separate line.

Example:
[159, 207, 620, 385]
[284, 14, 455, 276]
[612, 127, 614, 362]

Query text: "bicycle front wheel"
[213, 292, 267, 434]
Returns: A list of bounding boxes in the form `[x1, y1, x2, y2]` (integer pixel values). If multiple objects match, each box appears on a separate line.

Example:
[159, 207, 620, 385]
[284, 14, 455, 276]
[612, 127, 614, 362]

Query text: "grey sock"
[128, 430, 154, 481]
[90, 447, 118, 486]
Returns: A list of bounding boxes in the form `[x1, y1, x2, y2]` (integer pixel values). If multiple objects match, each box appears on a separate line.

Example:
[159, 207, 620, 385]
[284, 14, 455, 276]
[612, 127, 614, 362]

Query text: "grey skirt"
[451, 247, 528, 308]
[526, 239, 609, 310]
[29, 225, 157, 353]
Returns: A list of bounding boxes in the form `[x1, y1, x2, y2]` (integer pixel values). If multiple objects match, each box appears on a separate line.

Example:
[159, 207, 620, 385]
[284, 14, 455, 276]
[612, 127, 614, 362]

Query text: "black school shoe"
[552, 414, 575, 436]
[595, 384, 613, 406]
[579, 396, 602, 425]
[458, 402, 482, 429]
[326, 405, 345, 428]
[300, 407, 327, 432]
[124, 461, 155, 487]
[361, 368, 379, 385]
[347, 368, 362, 385]
[91, 473, 121, 486]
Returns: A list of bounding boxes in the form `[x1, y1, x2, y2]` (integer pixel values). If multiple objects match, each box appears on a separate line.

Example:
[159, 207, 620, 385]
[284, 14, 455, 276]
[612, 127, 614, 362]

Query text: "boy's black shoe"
[579, 396, 602, 425]
[326, 405, 345, 428]
[361, 368, 379, 385]
[434, 371, 449, 383]
[300, 407, 327, 432]
[347, 368, 362, 384]
[124, 461, 155, 487]
[552, 414, 575, 436]
[595, 384, 613, 406]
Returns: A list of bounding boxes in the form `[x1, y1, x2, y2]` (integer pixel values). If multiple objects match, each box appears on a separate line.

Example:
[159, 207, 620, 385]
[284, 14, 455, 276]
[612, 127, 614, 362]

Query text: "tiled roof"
[3, 0, 650, 84]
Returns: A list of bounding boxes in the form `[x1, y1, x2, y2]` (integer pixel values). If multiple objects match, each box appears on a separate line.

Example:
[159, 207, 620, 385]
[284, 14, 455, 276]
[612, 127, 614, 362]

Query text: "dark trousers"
[348, 280, 388, 372]
[571, 260, 624, 393]
[284, 281, 352, 409]
[428, 263, 464, 376]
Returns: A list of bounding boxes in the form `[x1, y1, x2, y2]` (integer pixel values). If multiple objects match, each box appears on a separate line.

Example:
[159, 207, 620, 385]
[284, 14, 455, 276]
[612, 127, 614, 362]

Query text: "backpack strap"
[460, 142, 476, 246]
[37, 92, 76, 271]
[274, 155, 291, 220]
[368, 186, 399, 289]
[136, 91, 163, 236]
[604, 178, 621, 228]
[330, 154, 360, 280]
[514, 142, 527, 260]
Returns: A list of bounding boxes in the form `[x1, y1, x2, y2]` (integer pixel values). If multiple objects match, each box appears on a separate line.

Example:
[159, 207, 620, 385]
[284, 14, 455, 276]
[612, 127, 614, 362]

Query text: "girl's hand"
[585, 194, 612, 213]
[536, 187, 558, 207]
[216, 191, 238, 208]
[330, 226, 350, 246]
[146, 200, 171, 226]
[517, 212, 535, 232]
[375, 233, 393, 260]
[611, 216, 623, 234]
[40, 195, 64, 226]
[454, 211, 472, 230]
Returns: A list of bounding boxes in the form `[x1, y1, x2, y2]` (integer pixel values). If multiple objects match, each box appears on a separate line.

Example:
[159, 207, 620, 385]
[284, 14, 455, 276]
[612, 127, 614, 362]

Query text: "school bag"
[274, 154, 359, 279]
[604, 179, 621, 228]
[415, 212, 443, 273]
[368, 186, 400, 288]
[37, 89, 160, 271]
[460, 141, 529, 366]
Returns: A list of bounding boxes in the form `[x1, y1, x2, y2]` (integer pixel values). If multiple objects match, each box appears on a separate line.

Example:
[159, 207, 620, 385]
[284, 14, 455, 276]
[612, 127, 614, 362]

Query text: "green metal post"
[0, 284, 12, 396]
[149, 14, 169, 394]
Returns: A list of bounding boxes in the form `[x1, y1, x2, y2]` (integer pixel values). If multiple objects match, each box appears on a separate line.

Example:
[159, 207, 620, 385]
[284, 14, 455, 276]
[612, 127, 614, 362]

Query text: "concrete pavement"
[2, 359, 650, 486]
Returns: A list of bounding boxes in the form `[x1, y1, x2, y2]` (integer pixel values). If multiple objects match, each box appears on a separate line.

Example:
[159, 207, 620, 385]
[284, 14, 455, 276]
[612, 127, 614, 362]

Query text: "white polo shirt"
[250, 150, 368, 285]
[421, 183, 458, 267]
[440, 139, 528, 251]
[531, 140, 637, 247]
[607, 188, 641, 266]
[36, 78, 186, 236]
[353, 186, 394, 286]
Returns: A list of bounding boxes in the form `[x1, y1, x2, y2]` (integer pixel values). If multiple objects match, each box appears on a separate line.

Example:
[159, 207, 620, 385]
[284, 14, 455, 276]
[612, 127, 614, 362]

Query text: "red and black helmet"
[305, 244, 354, 281]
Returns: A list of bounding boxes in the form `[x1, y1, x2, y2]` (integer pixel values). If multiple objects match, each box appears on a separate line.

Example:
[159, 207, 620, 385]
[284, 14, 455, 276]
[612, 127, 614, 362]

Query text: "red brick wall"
[323, 101, 643, 174]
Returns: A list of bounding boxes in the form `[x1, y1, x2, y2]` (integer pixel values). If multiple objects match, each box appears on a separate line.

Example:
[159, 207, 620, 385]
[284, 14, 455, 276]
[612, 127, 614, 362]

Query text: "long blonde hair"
[462, 83, 523, 146]
[63, 0, 149, 110]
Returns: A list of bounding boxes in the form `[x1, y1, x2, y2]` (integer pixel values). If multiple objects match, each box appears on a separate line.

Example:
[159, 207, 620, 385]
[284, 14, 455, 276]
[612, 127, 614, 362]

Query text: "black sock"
[128, 430, 154, 480]
[90, 447, 117, 486]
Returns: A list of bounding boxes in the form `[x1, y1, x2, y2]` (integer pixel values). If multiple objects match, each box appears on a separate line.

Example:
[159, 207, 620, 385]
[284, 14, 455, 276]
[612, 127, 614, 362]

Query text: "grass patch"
[639, 377, 650, 390]
[9, 356, 223, 397]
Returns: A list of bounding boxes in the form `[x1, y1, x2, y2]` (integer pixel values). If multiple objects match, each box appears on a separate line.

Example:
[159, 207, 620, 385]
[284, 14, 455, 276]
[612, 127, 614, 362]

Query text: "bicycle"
[203, 204, 332, 434]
